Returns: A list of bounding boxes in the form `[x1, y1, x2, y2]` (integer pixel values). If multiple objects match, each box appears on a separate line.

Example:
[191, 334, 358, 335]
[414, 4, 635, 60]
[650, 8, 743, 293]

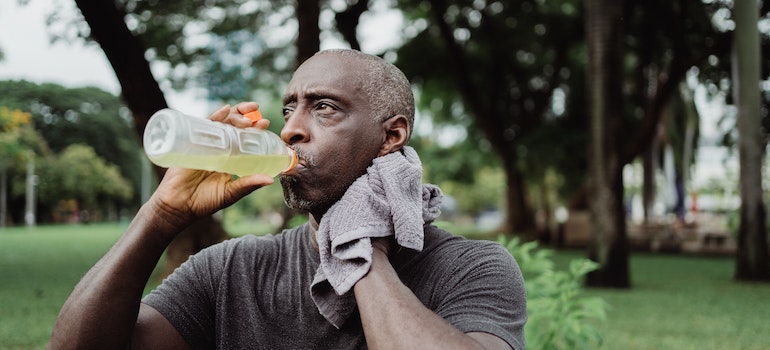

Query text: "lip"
[288, 149, 308, 169]
[281, 158, 307, 176]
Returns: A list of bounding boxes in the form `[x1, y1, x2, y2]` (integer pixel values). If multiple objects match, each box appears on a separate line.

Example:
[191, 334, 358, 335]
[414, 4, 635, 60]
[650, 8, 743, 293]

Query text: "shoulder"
[421, 225, 518, 266]
[200, 224, 309, 256]
[403, 225, 526, 311]
[169, 224, 311, 277]
[400, 225, 527, 349]
[397, 225, 524, 286]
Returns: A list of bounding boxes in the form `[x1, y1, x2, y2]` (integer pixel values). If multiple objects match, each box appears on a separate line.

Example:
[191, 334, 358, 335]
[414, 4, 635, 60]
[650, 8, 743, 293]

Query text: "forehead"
[283, 54, 367, 102]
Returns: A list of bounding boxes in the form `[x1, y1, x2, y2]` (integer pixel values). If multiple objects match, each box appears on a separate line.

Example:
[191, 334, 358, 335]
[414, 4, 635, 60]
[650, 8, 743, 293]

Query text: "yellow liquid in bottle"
[150, 153, 292, 177]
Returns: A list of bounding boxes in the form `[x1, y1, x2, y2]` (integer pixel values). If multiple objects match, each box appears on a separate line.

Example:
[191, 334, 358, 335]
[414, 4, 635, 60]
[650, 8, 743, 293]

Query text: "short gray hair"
[313, 49, 415, 129]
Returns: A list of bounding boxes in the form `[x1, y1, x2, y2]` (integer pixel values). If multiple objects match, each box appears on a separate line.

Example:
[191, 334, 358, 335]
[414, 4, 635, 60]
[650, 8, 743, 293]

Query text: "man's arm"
[47, 168, 274, 349]
[353, 244, 514, 350]
[47, 198, 189, 349]
[48, 103, 273, 349]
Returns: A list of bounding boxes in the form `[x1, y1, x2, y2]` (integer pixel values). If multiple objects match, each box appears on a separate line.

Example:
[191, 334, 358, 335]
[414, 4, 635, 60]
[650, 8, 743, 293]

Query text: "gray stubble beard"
[279, 176, 313, 211]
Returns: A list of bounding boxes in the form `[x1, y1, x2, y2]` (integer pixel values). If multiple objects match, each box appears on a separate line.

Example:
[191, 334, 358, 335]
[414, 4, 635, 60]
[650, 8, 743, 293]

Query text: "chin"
[280, 178, 307, 209]
[279, 171, 350, 216]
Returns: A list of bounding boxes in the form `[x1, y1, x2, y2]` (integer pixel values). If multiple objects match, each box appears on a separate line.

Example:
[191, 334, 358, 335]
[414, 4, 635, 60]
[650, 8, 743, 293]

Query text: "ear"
[378, 114, 411, 156]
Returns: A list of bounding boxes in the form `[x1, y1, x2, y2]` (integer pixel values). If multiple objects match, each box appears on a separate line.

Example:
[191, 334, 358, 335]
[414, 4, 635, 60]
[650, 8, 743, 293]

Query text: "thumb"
[227, 174, 276, 199]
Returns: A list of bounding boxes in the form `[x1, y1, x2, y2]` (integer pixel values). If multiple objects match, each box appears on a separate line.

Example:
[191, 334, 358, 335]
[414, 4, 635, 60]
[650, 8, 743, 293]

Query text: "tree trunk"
[25, 154, 36, 227]
[733, 0, 770, 281]
[295, 0, 321, 67]
[335, 0, 369, 51]
[74, 0, 229, 278]
[642, 128, 660, 222]
[584, 0, 631, 288]
[73, 0, 166, 136]
[501, 154, 535, 237]
[0, 165, 6, 228]
[538, 180, 554, 243]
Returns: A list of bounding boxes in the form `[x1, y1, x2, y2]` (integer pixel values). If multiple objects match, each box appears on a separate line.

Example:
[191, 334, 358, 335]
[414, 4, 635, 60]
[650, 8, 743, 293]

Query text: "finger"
[233, 101, 260, 115]
[227, 174, 275, 200]
[236, 174, 275, 187]
[233, 102, 262, 127]
[207, 102, 268, 129]
[208, 104, 231, 122]
[220, 102, 258, 128]
[252, 118, 270, 130]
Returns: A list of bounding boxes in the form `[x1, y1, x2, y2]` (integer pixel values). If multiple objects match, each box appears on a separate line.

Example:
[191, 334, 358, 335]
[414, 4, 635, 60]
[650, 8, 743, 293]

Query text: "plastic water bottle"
[143, 108, 297, 177]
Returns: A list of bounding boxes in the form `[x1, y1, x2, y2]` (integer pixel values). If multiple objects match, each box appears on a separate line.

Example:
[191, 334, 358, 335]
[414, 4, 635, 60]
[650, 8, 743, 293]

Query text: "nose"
[280, 111, 310, 145]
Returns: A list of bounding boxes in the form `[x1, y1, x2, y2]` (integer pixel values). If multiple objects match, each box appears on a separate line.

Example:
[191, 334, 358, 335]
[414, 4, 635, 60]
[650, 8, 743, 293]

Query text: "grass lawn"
[553, 249, 770, 350]
[0, 223, 162, 349]
[1, 224, 769, 349]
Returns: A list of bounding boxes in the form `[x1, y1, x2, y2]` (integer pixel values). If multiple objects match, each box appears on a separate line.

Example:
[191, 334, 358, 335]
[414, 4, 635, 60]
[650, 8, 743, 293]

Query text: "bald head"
[310, 49, 415, 130]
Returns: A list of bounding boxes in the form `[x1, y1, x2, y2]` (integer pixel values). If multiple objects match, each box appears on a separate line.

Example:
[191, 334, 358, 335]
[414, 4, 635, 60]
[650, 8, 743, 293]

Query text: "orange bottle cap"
[244, 110, 262, 125]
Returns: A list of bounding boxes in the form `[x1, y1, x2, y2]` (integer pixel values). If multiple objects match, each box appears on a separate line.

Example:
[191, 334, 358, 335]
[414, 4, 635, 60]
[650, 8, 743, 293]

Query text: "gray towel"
[310, 146, 443, 328]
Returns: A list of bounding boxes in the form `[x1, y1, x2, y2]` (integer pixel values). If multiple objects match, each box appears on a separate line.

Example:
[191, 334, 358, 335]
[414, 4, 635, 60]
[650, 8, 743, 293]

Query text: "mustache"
[291, 147, 315, 168]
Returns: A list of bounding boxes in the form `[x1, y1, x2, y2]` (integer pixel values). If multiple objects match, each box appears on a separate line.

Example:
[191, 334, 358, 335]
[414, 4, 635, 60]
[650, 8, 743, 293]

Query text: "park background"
[1, 0, 770, 349]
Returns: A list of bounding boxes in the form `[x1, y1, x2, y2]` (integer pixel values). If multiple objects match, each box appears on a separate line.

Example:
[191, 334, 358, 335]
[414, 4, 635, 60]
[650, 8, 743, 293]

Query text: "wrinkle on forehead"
[283, 55, 366, 102]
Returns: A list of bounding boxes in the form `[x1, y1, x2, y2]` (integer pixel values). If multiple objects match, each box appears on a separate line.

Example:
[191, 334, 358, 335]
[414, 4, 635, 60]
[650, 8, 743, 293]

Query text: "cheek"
[313, 121, 383, 176]
[340, 138, 380, 171]
[313, 142, 373, 189]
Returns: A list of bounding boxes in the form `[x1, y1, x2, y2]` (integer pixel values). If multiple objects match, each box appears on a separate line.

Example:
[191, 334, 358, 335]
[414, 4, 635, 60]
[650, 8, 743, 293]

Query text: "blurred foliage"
[0, 107, 32, 131]
[438, 167, 504, 217]
[49, 0, 296, 95]
[500, 235, 608, 350]
[0, 105, 49, 225]
[36, 144, 133, 217]
[0, 107, 47, 168]
[222, 182, 287, 229]
[0, 81, 139, 224]
[0, 80, 142, 206]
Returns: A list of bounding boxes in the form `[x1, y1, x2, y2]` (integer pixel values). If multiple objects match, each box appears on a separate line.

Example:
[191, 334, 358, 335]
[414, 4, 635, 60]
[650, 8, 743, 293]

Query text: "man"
[49, 49, 526, 349]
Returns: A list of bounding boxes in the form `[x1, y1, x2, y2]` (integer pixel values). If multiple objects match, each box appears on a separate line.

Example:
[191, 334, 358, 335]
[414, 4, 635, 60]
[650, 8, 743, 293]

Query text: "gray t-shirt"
[143, 224, 526, 349]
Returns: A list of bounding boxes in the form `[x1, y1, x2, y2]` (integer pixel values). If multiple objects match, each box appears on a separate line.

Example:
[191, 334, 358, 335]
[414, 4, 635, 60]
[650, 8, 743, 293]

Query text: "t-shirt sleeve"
[432, 241, 527, 350]
[142, 241, 230, 349]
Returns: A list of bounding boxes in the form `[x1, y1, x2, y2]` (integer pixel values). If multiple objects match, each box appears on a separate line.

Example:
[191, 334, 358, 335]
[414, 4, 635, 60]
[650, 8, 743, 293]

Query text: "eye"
[315, 102, 336, 114]
[282, 106, 294, 119]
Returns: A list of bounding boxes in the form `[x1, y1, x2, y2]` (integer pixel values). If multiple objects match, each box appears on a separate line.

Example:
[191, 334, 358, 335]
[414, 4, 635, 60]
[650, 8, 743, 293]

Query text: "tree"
[619, 0, 729, 222]
[36, 144, 133, 221]
[584, 0, 630, 288]
[578, 0, 728, 287]
[0, 107, 41, 227]
[396, 0, 585, 237]
[733, 0, 770, 281]
[0, 80, 142, 209]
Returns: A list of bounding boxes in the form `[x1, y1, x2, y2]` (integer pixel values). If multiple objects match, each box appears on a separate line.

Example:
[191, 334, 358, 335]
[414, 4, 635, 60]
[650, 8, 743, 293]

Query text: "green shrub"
[498, 236, 608, 350]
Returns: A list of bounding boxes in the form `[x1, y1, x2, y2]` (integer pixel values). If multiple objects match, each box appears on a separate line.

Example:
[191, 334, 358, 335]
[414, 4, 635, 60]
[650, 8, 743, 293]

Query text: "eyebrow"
[283, 88, 347, 106]
[282, 94, 295, 106]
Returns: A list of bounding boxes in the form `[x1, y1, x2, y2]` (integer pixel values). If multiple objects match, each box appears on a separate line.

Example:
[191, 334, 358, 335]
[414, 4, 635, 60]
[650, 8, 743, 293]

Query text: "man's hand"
[148, 102, 275, 230]
[150, 168, 273, 228]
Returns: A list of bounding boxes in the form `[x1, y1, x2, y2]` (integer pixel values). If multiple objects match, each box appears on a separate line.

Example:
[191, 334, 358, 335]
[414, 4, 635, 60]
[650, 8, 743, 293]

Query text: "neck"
[308, 214, 320, 252]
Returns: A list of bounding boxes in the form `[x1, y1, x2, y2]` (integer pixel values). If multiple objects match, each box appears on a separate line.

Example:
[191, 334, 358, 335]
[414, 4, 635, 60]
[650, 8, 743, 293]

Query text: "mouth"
[281, 149, 308, 176]
[293, 148, 312, 167]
